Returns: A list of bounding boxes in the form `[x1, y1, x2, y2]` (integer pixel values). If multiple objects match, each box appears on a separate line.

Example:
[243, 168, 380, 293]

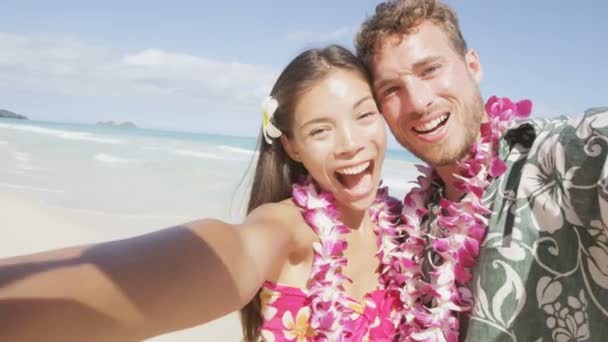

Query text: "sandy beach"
[0, 119, 419, 341]
[0, 189, 246, 341]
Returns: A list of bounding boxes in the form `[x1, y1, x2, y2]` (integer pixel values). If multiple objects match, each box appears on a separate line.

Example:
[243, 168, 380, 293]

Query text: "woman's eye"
[358, 111, 376, 120]
[309, 128, 328, 137]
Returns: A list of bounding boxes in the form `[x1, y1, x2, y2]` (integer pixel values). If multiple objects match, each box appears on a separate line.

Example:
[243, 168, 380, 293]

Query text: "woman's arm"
[0, 203, 295, 341]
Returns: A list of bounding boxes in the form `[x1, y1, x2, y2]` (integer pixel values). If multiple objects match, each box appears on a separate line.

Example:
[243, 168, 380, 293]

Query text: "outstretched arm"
[0, 203, 294, 341]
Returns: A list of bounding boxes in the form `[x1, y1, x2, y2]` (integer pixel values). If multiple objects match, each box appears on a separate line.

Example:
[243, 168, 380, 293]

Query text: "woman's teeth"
[336, 161, 370, 175]
[335, 160, 373, 197]
[413, 113, 449, 133]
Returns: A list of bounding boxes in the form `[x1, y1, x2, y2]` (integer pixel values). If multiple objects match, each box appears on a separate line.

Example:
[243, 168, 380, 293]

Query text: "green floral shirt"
[425, 107, 608, 342]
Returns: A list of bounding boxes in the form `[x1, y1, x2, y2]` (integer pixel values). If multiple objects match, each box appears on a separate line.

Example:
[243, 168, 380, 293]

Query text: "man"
[356, 0, 608, 341]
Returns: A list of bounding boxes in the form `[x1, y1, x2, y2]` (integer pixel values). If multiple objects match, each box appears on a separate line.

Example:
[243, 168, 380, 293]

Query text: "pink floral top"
[259, 282, 399, 341]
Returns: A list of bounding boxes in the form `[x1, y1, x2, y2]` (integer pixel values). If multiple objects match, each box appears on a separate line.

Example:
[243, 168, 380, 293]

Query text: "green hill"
[0, 109, 28, 120]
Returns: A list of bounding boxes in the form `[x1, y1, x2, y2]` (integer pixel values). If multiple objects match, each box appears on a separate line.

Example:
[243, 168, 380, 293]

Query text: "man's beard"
[399, 91, 485, 167]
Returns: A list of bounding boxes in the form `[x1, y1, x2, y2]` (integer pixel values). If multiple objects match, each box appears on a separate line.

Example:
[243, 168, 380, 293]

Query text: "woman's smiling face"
[282, 68, 387, 211]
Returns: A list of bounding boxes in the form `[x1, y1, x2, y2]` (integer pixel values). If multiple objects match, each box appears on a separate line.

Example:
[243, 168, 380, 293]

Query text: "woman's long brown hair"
[240, 44, 372, 342]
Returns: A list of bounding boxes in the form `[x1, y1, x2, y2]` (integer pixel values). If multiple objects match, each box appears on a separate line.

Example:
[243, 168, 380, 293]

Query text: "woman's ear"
[280, 135, 301, 162]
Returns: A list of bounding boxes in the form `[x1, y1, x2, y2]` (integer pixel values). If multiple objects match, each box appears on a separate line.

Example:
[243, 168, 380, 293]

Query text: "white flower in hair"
[261, 96, 282, 144]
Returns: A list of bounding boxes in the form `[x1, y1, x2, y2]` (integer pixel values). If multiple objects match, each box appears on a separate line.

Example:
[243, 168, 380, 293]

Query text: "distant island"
[95, 120, 137, 129]
[0, 109, 28, 120]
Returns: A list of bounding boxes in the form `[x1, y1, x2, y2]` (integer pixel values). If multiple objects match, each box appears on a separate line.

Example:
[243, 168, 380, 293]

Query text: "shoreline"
[0, 120, 422, 340]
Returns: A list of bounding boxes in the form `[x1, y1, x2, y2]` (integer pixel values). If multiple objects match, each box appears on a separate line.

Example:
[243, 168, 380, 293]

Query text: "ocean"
[0, 118, 421, 223]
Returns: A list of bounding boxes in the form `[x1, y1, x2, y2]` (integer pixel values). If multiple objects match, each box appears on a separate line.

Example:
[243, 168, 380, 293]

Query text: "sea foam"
[171, 149, 234, 161]
[0, 182, 66, 194]
[94, 153, 139, 164]
[217, 145, 257, 156]
[0, 122, 124, 144]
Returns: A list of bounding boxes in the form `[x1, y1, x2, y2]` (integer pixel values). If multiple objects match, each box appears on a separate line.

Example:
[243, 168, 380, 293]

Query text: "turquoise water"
[0, 118, 420, 218]
[0, 118, 417, 162]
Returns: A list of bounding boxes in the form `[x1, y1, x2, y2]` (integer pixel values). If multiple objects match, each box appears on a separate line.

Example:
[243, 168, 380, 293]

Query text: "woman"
[0, 45, 408, 341]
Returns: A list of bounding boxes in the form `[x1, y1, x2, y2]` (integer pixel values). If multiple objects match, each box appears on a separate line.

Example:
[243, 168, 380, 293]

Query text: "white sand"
[0, 191, 244, 341]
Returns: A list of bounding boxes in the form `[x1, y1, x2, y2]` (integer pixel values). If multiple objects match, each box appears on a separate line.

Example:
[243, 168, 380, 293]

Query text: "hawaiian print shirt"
[424, 107, 608, 342]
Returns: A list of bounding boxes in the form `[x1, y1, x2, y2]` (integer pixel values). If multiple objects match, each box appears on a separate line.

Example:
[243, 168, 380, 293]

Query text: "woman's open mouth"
[335, 160, 374, 199]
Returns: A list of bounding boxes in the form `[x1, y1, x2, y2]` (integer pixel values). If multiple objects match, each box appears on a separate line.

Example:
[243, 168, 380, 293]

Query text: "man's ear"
[281, 135, 301, 162]
[465, 49, 483, 84]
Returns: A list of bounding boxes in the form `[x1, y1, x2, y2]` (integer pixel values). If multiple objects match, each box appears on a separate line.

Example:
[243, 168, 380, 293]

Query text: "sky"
[0, 0, 606, 138]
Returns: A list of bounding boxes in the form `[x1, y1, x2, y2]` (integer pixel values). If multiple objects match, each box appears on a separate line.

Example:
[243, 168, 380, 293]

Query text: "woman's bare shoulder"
[245, 198, 314, 252]
[246, 198, 300, 226]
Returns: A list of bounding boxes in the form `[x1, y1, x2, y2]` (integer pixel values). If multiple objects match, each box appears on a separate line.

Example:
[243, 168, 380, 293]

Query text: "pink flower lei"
[288, 95, 532, 341]
[291, 180, 349, 341]
[291, 178, 403, 341]
[389, 96, 533, 341]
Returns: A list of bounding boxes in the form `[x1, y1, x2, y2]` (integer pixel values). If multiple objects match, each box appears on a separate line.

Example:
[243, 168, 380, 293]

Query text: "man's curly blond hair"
[356, 0, 468, 66]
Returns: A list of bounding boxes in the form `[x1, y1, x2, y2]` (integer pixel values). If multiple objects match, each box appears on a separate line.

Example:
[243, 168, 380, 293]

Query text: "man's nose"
[402, 78, 433, 115]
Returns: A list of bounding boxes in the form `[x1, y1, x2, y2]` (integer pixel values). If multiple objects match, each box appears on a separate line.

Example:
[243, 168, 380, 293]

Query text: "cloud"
[0, 32, 116, 96]
[0, 32, 279, 133]
[283, 26, 356, 45]
[121, 49, 275, 101]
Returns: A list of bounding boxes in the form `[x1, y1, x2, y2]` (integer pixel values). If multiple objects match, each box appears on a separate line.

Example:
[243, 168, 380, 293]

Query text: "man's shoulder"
[503, 106, 608, 146]
[582, 106, 608, 118]
[511, 106, 608, 126]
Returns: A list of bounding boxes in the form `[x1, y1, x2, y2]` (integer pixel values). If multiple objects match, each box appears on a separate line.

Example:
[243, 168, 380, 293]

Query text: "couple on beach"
[1, 0, 607, 341]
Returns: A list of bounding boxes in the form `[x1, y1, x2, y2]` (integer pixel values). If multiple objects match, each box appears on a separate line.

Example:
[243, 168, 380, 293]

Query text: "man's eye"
[422, 64, 440, 77]
[383, 86, 399, 97]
